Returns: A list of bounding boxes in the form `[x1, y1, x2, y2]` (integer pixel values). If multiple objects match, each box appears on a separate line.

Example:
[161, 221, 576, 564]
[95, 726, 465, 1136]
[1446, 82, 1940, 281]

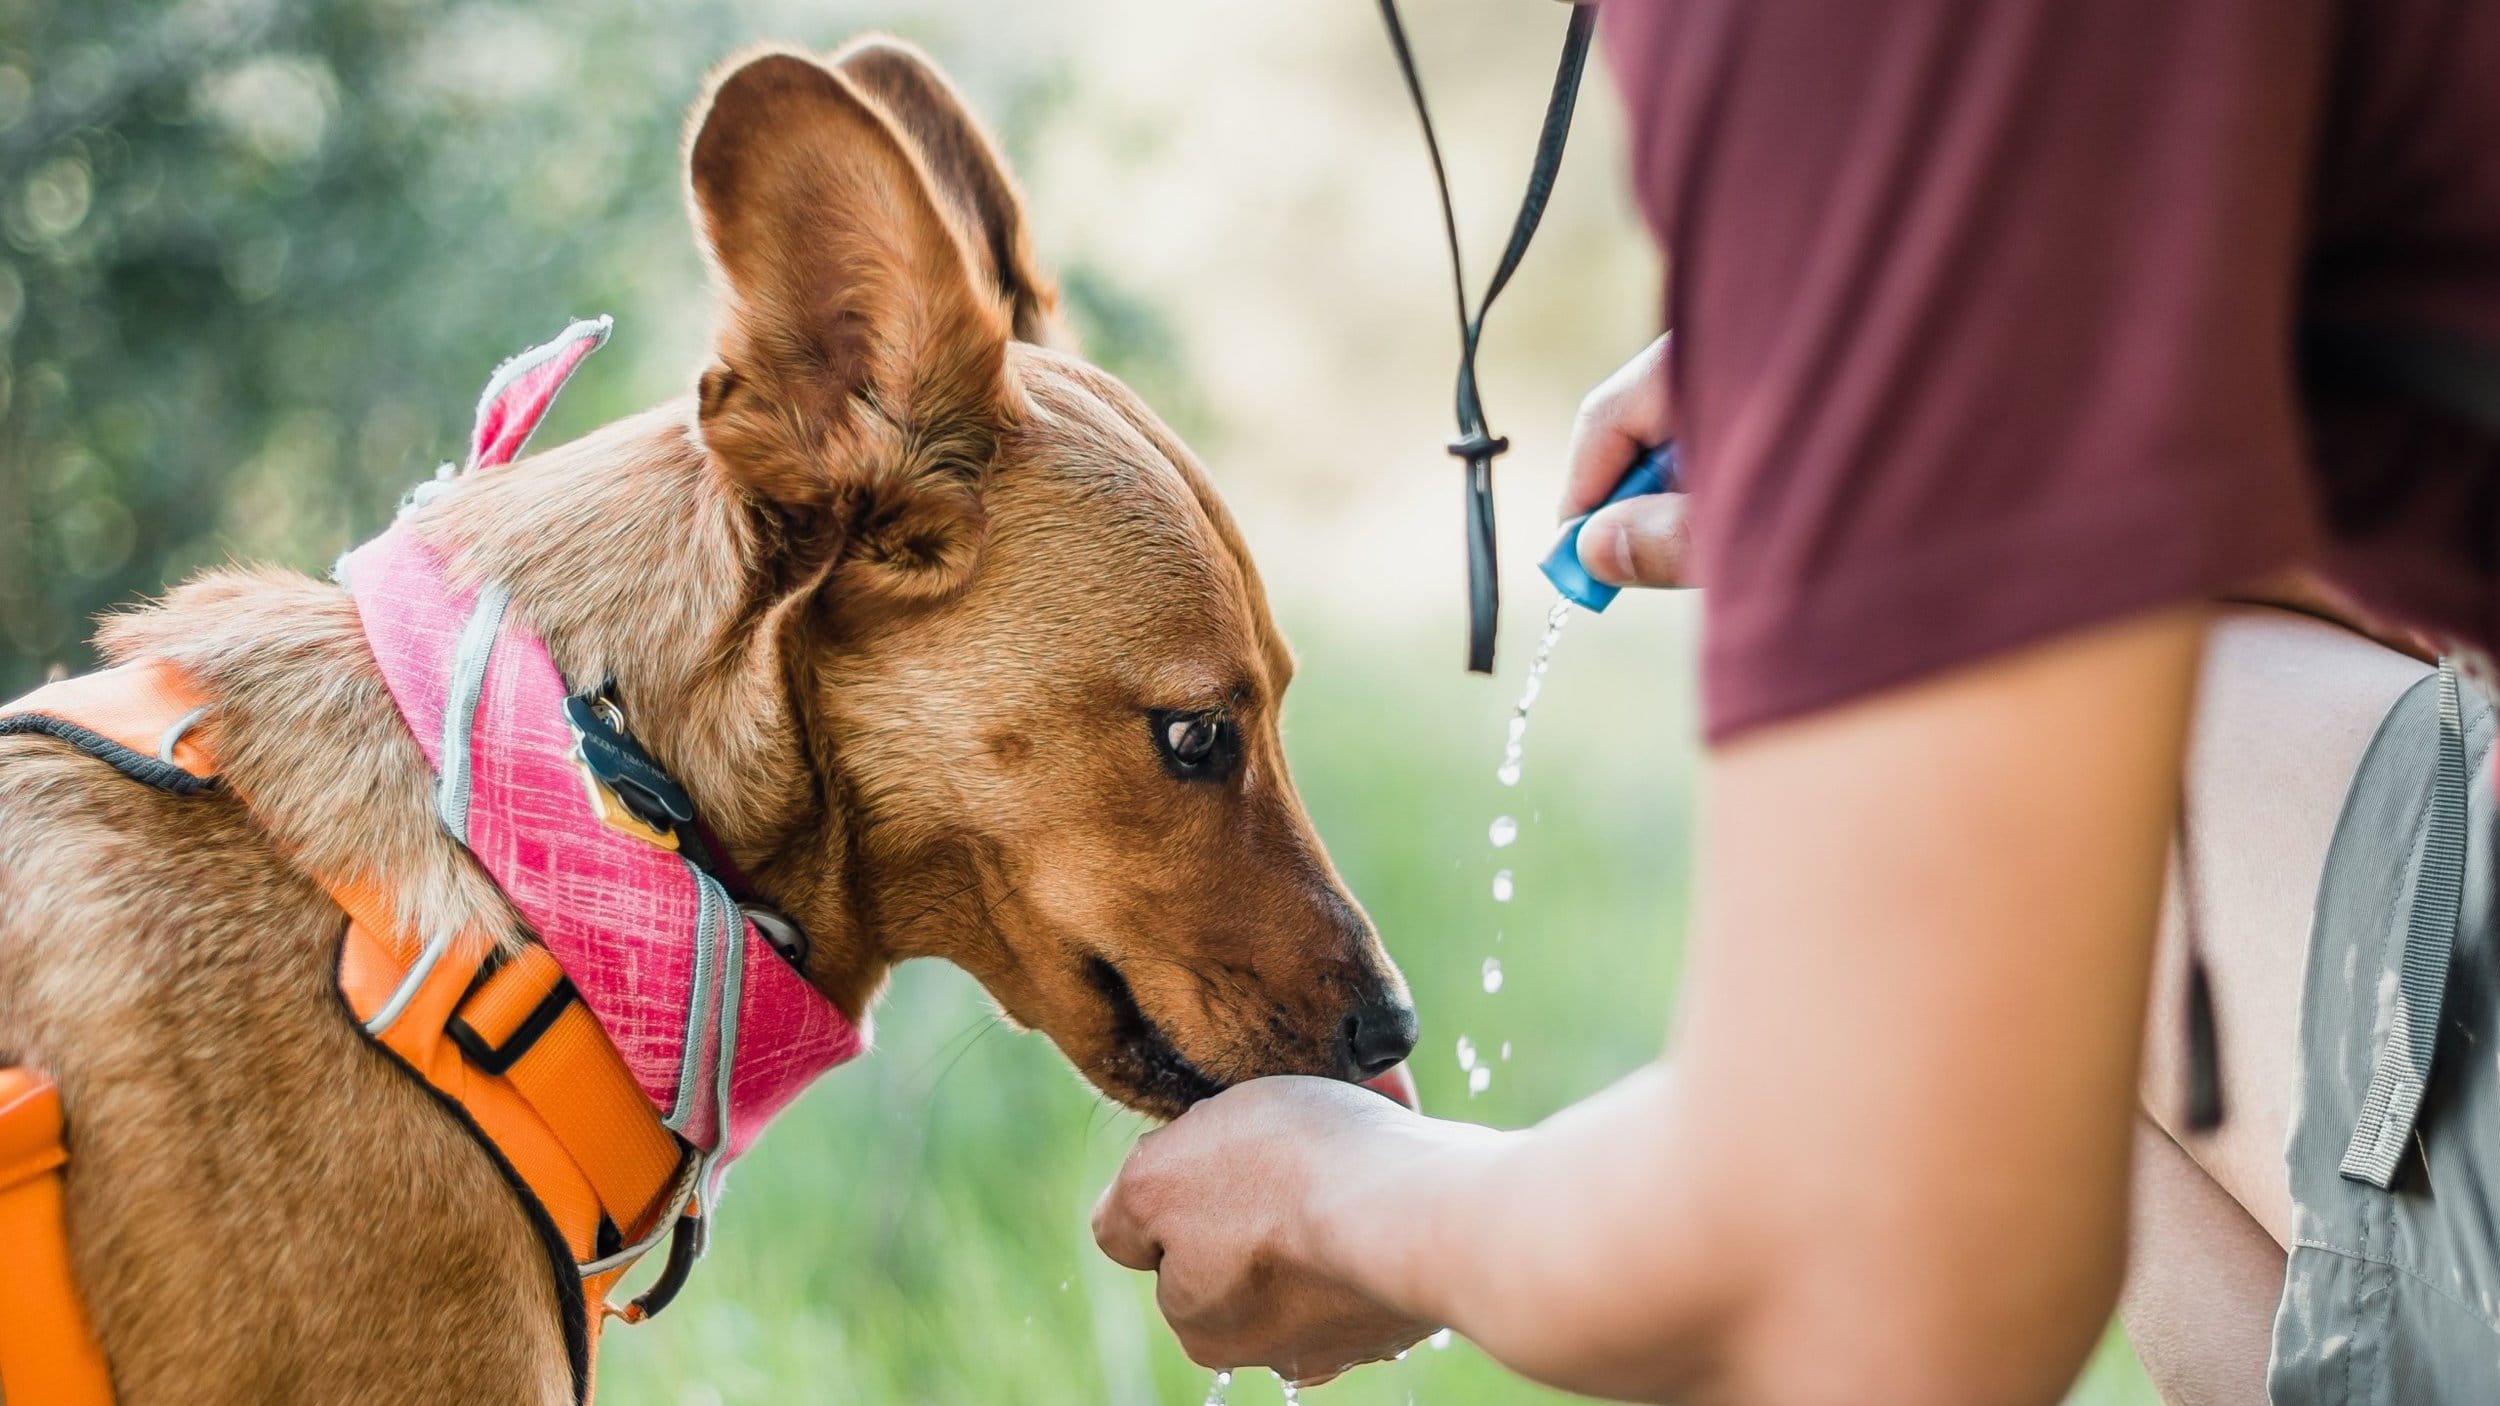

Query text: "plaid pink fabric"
[467, 316, 611, 472]
[340, 321, 863, 1162]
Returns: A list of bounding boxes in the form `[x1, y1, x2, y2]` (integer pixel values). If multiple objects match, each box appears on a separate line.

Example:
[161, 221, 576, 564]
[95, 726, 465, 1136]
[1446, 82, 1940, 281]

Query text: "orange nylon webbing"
[0, 1070, 115, 1406]
[3, 664, 690, 1400]
[4, 661, 214, 774]
[330, 899, 687, 1273]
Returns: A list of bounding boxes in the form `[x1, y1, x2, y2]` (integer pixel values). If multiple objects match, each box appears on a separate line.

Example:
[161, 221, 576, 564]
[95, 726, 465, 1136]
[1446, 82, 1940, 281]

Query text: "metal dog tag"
[562, 683, 692, 852]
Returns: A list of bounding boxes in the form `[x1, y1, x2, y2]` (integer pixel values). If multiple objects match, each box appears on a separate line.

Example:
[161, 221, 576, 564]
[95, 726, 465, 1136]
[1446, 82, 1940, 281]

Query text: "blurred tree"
[0, 0, 1178, 693]
[2, 0, 724, 688]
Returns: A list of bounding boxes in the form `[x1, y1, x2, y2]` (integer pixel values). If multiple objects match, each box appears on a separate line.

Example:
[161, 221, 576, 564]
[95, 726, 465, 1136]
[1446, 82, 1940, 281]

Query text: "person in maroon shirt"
[1093, 4, 2500, 1402]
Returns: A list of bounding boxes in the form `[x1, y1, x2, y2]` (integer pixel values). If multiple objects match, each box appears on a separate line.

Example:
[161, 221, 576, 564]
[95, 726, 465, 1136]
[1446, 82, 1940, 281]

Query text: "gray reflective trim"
[577, 1155, 700, 1278]
[157, 704, 212, 766]
[2340, 660, 2470, 1188]
[363, 926, 458, 1037]
[663, 866, 724, 1133]
[470, 316, 612, 466]
[696, 877, 747, 1227]
[657, 868, 747, 1240]
[433, 580, 510, 844]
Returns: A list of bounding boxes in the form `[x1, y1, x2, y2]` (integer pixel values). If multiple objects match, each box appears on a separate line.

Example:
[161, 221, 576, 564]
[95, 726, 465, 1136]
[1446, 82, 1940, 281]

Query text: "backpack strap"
[2303, 318, 2500, 437]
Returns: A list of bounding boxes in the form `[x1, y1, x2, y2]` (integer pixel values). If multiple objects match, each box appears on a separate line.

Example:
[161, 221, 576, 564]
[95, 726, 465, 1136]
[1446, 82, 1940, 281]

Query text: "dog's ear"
[688, 49, 1010, 610]
[831, 36, 1063, 346]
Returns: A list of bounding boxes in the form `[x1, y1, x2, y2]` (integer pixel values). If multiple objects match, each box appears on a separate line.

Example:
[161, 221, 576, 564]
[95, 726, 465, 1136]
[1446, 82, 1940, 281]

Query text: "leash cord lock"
[1375, 0, 1599, 673]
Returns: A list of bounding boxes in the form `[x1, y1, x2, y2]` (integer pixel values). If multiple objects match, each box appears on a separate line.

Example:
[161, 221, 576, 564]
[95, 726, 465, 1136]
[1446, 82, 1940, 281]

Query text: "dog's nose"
[1339, 996, 1419, 1080]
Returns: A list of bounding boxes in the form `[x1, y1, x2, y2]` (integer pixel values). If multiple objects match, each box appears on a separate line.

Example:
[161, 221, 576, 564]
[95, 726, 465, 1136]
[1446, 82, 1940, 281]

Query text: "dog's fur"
[0, 40, 1410, 1403]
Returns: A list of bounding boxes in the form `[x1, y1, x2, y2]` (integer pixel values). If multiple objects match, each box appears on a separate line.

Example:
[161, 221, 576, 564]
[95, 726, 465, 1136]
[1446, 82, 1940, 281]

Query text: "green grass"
[600, 595, 2158, 1405]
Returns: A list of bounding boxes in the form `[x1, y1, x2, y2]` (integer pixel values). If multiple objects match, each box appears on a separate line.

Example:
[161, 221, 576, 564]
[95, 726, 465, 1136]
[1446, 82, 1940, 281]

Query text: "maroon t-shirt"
[1603, 0, 2500, 740]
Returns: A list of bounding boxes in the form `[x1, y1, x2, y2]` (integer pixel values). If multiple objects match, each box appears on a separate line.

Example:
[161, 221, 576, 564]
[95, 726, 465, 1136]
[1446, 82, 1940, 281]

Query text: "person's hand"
[1560, 333, 1690, 589]
[1091, 1077, 1478, 1382]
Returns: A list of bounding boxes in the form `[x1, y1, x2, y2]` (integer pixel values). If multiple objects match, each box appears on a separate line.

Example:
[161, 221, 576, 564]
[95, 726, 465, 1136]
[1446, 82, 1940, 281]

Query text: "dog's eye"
[1148, 709, 1237, 780]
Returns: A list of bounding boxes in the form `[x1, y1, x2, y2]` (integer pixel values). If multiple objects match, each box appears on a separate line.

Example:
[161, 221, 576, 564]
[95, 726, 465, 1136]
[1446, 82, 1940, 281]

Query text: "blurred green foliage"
[0, 0, 1109, 689]
[0, 1, 2160, 1400]
[7, 0, 657, 680]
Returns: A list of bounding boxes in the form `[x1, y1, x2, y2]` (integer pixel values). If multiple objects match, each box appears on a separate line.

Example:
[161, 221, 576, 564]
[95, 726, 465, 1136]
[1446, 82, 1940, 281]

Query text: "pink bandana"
[339, 318, 864, 1176]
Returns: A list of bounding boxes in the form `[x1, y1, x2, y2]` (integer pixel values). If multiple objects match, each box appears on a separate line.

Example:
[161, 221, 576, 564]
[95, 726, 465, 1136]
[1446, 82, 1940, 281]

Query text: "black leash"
[1375, 0, 1600, 674]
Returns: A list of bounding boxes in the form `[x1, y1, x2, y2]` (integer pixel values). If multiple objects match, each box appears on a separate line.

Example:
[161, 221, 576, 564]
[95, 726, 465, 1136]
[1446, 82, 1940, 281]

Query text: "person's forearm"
[1101, 614, 2196, 1403]
[1300, 1062, 1741, 1402]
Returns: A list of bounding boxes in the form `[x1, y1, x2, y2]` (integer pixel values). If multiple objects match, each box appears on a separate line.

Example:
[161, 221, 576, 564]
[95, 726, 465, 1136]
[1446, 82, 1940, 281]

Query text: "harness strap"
[2339, 659, 2476, 1187]
[1375, 0, 1599, 674]
[0, 662, 217, 792]
[452, 947, 688, 1233]
[0, 1068, 114, 1406]
[333, 907, 688, 1250]
[3, 667, 696, 1403]
[328, 882, 694, 1349]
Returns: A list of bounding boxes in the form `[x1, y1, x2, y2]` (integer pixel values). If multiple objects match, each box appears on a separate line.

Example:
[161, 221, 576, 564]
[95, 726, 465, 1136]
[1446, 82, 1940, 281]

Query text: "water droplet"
[1203, 1370, 1231, 1405]
[1481, 957, 1505, 993]
[1468, 1065, 1492, 1096]
[1506, 715, 1529, 745]
[1490, 869, 1514, 902]
[1488, 816, 1517, 848]
[1431, 1328, 1456, 1350]
[1058, 1279, 1069, 1292]
[1394, 1350, 1410, 1363]
[1495, 760, 1522, 787]
[1500, 1041, 1512, 1062]
[1455, 1035, 1477, 1071]
[1278, 1376, 1301, 1405]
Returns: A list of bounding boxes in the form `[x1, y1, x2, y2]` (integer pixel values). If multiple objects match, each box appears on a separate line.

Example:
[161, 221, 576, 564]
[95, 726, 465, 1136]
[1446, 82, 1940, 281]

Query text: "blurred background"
[0, 0, 2156, 1401]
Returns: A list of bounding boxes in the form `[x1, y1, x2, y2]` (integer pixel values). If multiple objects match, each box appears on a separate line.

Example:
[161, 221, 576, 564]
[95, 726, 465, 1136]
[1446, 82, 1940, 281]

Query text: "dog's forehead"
[1001, 347, 1296, 691]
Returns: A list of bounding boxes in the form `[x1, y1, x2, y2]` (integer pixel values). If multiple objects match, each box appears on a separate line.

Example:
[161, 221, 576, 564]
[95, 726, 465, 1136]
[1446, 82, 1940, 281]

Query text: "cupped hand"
[1561, 333, 1691, 589]
[1091, 1077, 1470, 1383]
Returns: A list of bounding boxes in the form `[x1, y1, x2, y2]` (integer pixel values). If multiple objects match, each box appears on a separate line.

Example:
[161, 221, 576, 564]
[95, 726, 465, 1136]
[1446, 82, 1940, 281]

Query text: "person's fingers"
[1576, 491, 1691, 588]
[1090, 1171, 1165, 1271]
[1560, 333, 1673, 520]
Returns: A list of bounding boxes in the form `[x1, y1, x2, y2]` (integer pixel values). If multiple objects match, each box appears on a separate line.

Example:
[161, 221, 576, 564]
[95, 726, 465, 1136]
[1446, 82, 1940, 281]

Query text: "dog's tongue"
[1362, 1063, 1420, 1110]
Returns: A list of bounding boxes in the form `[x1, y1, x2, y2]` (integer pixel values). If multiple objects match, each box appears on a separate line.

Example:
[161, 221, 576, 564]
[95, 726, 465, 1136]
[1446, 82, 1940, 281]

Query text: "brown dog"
[0, 38, 1414, 1404]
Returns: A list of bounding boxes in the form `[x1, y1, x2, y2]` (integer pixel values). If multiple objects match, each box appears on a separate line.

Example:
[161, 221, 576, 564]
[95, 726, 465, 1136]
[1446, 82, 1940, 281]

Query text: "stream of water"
[1201, 597, 1578, 1402]
[1494, 601, 1573, 788]
[1461, 599, 1572, 1102]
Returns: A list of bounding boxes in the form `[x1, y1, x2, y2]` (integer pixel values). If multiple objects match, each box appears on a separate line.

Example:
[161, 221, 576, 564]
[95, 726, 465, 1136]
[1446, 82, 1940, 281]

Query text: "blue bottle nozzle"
[1539, 443, 1680, 612]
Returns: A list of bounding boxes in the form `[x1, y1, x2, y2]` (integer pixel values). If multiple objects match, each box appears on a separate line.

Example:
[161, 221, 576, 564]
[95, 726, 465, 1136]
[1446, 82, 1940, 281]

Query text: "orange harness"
[0, 662, 694, 1403]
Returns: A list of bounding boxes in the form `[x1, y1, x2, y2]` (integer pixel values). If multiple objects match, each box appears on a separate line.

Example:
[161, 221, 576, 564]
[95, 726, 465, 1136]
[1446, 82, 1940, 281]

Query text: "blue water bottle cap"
[1539, 443, 1680, 612]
